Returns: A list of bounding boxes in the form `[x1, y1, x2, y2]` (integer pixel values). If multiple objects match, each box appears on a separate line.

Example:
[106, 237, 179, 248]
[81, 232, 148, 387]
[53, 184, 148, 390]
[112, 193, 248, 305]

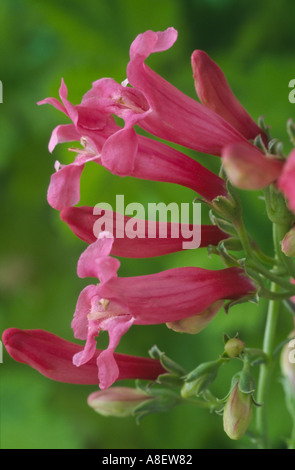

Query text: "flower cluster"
[4, 27, 295, 444]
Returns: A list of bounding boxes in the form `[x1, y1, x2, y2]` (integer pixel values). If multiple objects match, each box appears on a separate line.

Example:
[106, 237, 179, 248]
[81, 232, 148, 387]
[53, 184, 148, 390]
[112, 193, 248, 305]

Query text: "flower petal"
[97, 266, 256, 325]
[2, 328, 165, 385]
[48, 124, 80, 153]
[96, 315, 135, 389]
[101, 127, 138, 176]
[71, 284, 100, 339]
[191, 50, 266, 142]
[127, 28, 248, 156]
[77, 232, 120, 282]
[47, 161, 85, 210]
[60, 206, 229, 257]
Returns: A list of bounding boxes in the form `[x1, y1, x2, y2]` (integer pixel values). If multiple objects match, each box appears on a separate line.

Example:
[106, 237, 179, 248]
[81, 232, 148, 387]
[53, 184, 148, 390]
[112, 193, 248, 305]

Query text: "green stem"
[183, 396, 222, 411]
[259, 287, 295, 301]
[256, 281, 281, 449]
[246, 259, 295, 293]
[255, 222, 290, 449]
[233, 218, 253, 260]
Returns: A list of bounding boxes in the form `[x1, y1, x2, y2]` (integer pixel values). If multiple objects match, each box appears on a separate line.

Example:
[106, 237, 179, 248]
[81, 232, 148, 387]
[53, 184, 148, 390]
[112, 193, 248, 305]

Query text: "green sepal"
[238, 361, 256, 395]
[217, 241, 241, 267]
[224, 293, 259, 314]
[184, 358, 227, 383]
[267, 138, 285, 158]
[257, 115, 272, 141]
[209, 211, 237, 237]
[148, 345, 187, 376]
[254, 134, 267, 153]
[264, 185, 293, 226]
[182, 358, 228, 397]
[221, 237, 243, 252]
[223, 333, 231, 344]
[133, 388, 180, 422]
[211, 189, 242, 223]
[156, 373, 184, 388]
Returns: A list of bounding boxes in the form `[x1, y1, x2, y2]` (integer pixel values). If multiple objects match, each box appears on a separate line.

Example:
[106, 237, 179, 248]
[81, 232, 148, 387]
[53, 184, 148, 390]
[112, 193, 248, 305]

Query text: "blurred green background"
[1, 0, 295, 449]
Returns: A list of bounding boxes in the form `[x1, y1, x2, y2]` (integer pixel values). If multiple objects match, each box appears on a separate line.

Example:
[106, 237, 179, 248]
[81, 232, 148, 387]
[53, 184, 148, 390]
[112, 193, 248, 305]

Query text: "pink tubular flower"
[222, 142, 284, 190]
[60, 205, 228, 257]
[191, 50, 266, 143]
[39, 28, 270, 211]
[82, 29, 255, 164]
[71, 232, 256, 389]
[2, 328, 165, 385]
[278, 149, 295, 213]
[38, 78, 227, 210]
[124, 28, 250, 155]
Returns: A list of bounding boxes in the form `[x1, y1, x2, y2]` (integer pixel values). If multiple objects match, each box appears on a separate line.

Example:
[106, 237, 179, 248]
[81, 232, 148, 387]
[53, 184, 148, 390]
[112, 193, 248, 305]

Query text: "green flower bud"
[148, 345, 187, 376]
[223, 381, 253, 440]
[182, 358, 227, 397]
[181, 374, 213, 398]
[224, 337, 245, 358]
[212, 193, 242, 223]
[87, 387, 151, 418]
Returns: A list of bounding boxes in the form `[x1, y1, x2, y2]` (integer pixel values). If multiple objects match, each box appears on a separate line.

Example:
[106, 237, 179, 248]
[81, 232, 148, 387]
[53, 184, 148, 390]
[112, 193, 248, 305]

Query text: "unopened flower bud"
[166, 301, 224, 334]
[224, 337, 245, 358]
[280, 331, 295, 393]
[223, 381, 253, 440]
[282, 228, 295, 258]
[182, 358, 227, 397]
[87, 387, 151, 417]
[222, 142, 283, 190]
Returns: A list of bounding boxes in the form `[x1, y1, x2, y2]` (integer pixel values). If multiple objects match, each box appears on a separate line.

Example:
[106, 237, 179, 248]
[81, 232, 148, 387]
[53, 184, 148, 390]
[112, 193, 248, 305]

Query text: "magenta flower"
[124, 28, 250, 154]
[60, 205, 228, 257]
[71, 232, 256, 389]
[278, 149, 295, 213]
[37, 27, 267, 211]
[38, 77, 227, 210]
[191, 50, 267, 143]
[222, 142, 284, 190]
[82, 28, 256, 169]
[2, 328, 165, 385]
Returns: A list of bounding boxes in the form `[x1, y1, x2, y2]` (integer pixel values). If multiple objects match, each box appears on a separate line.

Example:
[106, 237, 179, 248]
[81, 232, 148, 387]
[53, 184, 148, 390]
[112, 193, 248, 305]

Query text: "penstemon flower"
[5, 26, 295, 449]
[60, 205, 229, 257]
[71, 232, 255, 389]
[2, 328, 165, 385]
[191, 50, 267, 142]
[38, 78, 228, 210]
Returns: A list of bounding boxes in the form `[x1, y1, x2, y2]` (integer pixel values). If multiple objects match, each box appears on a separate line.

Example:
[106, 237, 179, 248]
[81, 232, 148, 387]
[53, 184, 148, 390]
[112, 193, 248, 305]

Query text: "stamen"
[99, 298, 110, 310]
[68, 136, 99, 156]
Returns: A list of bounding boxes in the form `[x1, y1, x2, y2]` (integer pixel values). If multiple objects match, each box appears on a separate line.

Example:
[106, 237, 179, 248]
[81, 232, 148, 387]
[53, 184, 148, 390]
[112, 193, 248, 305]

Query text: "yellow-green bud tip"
[224, 337, 245, 358]
[87, 387, 151, 418]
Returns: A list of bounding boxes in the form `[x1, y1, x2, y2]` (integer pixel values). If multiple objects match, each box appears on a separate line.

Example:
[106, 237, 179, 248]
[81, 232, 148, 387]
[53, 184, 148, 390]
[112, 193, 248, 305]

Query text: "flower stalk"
[256, 281, 281, 449]
[255, 217, 291, 448]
